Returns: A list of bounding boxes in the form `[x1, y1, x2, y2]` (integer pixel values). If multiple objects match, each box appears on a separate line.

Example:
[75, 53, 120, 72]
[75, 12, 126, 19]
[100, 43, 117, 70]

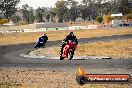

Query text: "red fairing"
[62, 40, 77, 58]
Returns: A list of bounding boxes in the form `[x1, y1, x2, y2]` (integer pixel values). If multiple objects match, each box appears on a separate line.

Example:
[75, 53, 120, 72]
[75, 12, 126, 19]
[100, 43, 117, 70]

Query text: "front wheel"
[34, 43, 39, 49]
[68, 49, 74, 60]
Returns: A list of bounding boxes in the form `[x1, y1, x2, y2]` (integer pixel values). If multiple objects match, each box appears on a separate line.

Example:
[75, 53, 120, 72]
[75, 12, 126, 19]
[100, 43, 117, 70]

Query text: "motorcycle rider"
[41, 34, 48, 45]
[60, 32, 78, 55]
[34, 34, 48, 48]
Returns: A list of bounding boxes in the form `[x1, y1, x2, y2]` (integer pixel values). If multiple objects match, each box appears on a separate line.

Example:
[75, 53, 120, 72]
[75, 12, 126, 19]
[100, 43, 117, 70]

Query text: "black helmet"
[42, 34, 46, 36]
[68, 32, 74, 35]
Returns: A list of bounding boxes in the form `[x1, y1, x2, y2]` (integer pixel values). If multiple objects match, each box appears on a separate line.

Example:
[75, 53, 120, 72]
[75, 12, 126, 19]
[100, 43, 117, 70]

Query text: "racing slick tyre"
[68, 49, 74, 60]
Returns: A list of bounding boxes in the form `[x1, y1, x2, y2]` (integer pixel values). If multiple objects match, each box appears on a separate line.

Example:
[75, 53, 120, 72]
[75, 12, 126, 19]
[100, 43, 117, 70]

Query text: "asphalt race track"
[0, 34, 132, 74]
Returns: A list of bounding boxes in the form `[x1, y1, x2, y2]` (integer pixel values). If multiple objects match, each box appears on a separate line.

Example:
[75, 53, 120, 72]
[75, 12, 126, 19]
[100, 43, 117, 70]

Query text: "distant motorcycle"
[60, 40, 77, 60]
[34, 37, 45, 49]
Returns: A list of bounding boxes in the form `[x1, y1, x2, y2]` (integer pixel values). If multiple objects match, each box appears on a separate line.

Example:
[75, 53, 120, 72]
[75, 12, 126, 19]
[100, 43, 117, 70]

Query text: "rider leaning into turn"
[41, 34, 48, 44]
[37, 34, 48, 46]
[60, 32, 78, 55]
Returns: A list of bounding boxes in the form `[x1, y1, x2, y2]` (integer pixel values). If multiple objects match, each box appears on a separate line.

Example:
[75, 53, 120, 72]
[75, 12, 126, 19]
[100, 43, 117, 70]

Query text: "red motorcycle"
[60, 40, 77, 60]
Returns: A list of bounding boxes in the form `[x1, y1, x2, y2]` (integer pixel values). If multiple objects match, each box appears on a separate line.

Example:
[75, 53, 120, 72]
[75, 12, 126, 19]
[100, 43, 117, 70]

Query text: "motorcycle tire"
[68, 49, 73, 60]
[34, 44, 39, 49]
